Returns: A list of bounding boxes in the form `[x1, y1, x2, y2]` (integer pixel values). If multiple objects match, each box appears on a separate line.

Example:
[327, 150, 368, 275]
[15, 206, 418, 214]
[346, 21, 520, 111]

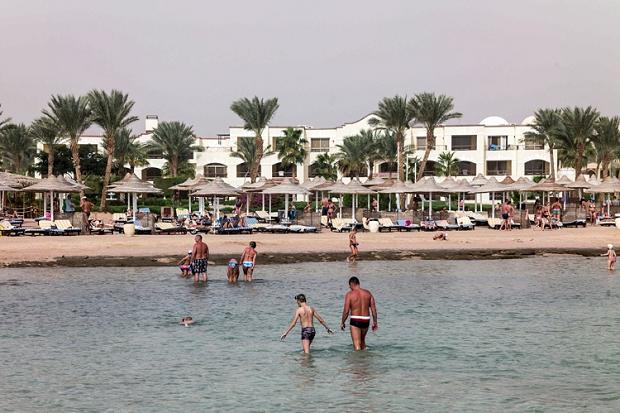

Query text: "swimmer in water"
[280, 294, 333, 354]
[227, 258, 240, 283]
[177, 250, 192, 278]
[180, 316, 195, 327]
[601, 243, 617, 271]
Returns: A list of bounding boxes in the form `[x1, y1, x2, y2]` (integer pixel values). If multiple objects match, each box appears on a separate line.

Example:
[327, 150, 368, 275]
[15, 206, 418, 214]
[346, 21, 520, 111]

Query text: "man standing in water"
[341, 276, 377, 350]
[280, 294, 333, 354]
[191, 234, 209, 282]
[240, 241, 257, 281]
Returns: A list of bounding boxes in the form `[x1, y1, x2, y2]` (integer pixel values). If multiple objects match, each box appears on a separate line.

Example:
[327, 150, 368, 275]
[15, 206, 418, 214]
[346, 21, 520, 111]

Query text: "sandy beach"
[1, 226, 619, 267]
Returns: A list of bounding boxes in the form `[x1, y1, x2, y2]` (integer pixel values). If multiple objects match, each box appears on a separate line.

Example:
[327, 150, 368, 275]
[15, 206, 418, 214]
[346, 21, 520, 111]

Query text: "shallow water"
[1, 258, 620, 412]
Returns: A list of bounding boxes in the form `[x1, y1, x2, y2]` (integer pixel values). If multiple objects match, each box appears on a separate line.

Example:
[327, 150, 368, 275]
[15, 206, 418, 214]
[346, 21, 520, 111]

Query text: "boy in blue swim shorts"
[240, 241, 257, 282]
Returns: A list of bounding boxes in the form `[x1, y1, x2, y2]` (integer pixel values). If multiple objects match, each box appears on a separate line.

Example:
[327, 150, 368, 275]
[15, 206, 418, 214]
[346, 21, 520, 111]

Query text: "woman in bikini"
[347, 228, 359, 262]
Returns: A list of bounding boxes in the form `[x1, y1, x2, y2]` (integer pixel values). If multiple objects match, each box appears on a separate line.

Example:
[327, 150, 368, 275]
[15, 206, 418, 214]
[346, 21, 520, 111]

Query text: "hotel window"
[310, 138, 330, 152]
[204, 163, 227, 178]
[524, 160, 549, 176]
[457, 161, 477, 176]
[487, 135, 508, 150]
[146, 148, 163, 159]
[236, 163, 261, 178]
[486, 160, 511, 176]
[524, 137, 545, 150]
[416, 136, 435, 150]
[451, 135, 477, 151]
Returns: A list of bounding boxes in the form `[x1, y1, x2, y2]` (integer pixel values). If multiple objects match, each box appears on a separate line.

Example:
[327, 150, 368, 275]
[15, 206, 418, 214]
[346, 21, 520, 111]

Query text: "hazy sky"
[1, 0, 619, 135]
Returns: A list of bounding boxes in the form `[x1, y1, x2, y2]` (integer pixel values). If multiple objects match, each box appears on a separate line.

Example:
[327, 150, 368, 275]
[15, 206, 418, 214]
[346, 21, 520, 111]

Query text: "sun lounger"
[245, 217, 270, 233]
[599, 218, 616, 227]
[420, 220, 437, 231]
[288, 224, 318, 233]
[487, 218, 502, 229]
[330, 218, 355, 232]
[216, 225, 253, 235]
[561, 218, 586, 228]
[321, 215, 329, 227]
[255, 210, 275, 223]
[377, 218, 401, 232]
[155, 222, 187, 234]
[90, 222, 114, 234]
[54, 219, 82, 235]
[456, 216, 475, 230]
[24, 220, 53, 236]
[396, 219, 421, 231]
[0, 220, 26, 236]
[112, 213, 127, 223]
[135, 222, 153, 235]
[176, 208, 190, 219]
[436, 219, 459, 231]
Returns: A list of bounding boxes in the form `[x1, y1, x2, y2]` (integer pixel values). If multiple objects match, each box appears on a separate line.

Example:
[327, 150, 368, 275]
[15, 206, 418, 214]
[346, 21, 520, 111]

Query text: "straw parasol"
[190, 177, 243, 220]
[565, 174, 591, 190]
[23, 176, 83, 221]
[0, 183, 21, 210]
[0, 171, 39, 188]
[261, 178, 311, 219]
[500, 176, 515, 185]
[585, 176, 620, 194]
[470, 173, 489, 186]
[335, 177, 376, 219]
[362, 177, 386, 187]
[525, 178, 567, 193]
[556, 175, 573, 185]
[108, 174, 162, 221]
[408, 177, 449, 218]
[468, 177, 507, 218]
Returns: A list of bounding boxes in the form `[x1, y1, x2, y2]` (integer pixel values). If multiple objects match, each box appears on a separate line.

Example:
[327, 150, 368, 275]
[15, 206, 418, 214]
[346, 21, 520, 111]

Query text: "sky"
[1, 0, 619, 136]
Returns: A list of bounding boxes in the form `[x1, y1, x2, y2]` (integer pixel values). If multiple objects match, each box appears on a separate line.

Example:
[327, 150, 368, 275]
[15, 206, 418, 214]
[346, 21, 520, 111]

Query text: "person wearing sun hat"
[601, 244, 617, 271]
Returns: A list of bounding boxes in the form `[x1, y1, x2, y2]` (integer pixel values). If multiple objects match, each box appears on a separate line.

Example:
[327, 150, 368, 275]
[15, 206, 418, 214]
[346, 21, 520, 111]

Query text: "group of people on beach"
[177, 235, 258, 283]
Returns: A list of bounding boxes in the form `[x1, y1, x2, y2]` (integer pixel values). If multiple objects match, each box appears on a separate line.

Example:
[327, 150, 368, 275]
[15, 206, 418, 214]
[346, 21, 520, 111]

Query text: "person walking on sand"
[340, 276, 378, 351]
[80, 196, 94, 234]
[240, 241, 257, 281]
[190, 235, 209, 282]
[347, 228, 359, 262]
[499, 200, 514, 231]
[280, 294, 333, 354]
[602, 244, 617, 271]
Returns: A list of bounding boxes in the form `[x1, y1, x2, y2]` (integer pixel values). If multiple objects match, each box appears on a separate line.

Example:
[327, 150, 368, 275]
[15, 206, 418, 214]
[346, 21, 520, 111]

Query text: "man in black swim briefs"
[341, 276, 378, 350]
[280, 294, 333, 354]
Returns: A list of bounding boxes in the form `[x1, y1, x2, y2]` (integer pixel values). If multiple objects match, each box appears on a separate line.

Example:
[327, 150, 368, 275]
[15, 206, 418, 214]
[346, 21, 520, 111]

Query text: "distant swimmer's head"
[295, 294, 306, 305]
[348, 276, 360, 289]
[608, 244, 614, 250]
[249, 241, 256, 249]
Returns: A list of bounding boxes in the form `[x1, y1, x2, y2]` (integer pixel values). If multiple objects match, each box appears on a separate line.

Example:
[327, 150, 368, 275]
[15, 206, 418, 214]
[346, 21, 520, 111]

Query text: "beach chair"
[288, 224, 318, 233]
[112, 213, 127, 223]
[599, 218, 616, 227]
[245, 217, 270, 233]
[436, 219, 459, 231]
[176, 208, 190, 219]
[378, 218, 401, 232]
[255, 210, 274, 223]
[396, 219, 421, 232]
[562, 218, 587, 228]
[487, 218, 502, 229]
[456, 216, 475, 230]
[420, 219, 437, 231]
[90, 220, 114, 235]
[155, 222, 187, 234]
[0, 220, 26, 236]
[321, 215, 329, 227]
[54, 219, 82, 235]
[466, 211, 488, 226]
[135, 221, 153, 235]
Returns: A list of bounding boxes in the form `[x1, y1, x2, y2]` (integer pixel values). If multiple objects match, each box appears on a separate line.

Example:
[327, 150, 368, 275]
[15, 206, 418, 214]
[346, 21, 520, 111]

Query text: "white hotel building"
[53, 113, 565, 190]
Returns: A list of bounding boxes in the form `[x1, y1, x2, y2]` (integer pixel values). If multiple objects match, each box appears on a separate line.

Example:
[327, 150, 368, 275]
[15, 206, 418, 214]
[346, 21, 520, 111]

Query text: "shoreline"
[2, 247, 604, 268]
[1, 227, 617, 268]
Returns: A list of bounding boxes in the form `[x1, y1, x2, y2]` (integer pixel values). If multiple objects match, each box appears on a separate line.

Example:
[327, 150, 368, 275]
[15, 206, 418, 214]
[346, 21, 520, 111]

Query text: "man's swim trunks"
[301, 327, 316, 341]
[191, 258, 208, 274]
[350, 316, 371, 329]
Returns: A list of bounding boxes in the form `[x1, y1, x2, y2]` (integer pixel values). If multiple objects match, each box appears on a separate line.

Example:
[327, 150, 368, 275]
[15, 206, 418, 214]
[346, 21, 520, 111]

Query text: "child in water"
[177, 250, 192, 277]
[601, 244, 617, 271]
[227, 258, 240, 283]
[180, 316, 194, 327]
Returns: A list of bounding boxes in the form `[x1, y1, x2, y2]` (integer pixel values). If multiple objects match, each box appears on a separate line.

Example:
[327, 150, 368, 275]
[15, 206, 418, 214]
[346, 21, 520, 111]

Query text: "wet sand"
[1, 226, 619, 267]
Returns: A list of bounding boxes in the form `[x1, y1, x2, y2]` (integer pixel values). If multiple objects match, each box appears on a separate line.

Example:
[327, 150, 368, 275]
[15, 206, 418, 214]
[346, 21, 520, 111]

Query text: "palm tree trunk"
[574, 144, 584, 178]
[396, 133, 404, 182]
[602, 156, 610, 178]
[100, 141, 114, 209]
[548, 147, 555, 179]
[417, 129, 434, 181]
[251, 134, 263, 183]
[70, 138, 84, 197]
[172, 157, 178, 177]
[368, 161, 374, 179]
[47, 149, 54, 177]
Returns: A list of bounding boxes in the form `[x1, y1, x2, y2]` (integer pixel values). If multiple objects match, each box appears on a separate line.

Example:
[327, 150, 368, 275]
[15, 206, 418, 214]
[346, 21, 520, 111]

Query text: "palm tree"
[336, 135, 371, 177]
[146, 121, 198, 177]
[0, 123, 36, 174]
[231, 136, 272, 179]
[276, 127, 308, 178]
[375, 131, 399, 179]
[88, 89, 138, 208]
[368, 95, 414, 182]
[594, 116, 620, 178]
[230, 96, 279, 182]
[0, 103, 11, 131]
[30, 117, 63, 177]
[311, 153, 338, 180]
[524, 108, 561, 178]
[557, 106, 599, 178]
[42, 94, 92, 186]
[409, 92, 462, 180]
[435, 151, 460, 177]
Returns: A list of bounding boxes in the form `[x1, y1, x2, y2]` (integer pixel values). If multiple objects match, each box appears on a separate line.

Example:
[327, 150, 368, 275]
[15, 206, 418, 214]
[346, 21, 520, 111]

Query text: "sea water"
[1, 258, 620, 412]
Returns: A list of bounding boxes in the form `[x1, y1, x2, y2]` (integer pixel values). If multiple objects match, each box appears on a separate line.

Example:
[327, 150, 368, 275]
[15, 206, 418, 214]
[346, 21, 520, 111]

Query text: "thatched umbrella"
[584, 176, 620, 216]
[262, 178, 311, 220]
[23, 176, 82, 221]
[0, 183, 21, 210]
[469, 173, 489, 211]
[375, 180, 411, 219]
[408, 177, 449, 218]
[469, 177, 506, 218]
[439, 176, 459, 210]
[192, 177, 243, 220]
[242, 177, 278, 213]
[109, 174, 162, 221]
[442, 178, 472, 210]
[338, 177, 376, 220]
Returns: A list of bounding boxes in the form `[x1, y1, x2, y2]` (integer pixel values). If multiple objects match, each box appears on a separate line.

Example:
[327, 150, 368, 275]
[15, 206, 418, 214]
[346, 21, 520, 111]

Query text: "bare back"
[193, 242, 209, 259]
[297, 306, 315, 328]
[241, 247, 256, 262]
[346, 288, 372, 316]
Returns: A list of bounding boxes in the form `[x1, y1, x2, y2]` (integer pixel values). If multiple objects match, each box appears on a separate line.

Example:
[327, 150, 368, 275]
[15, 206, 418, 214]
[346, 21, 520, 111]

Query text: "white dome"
[479, 116, 509, 126]
[521, 115, 536, 125]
